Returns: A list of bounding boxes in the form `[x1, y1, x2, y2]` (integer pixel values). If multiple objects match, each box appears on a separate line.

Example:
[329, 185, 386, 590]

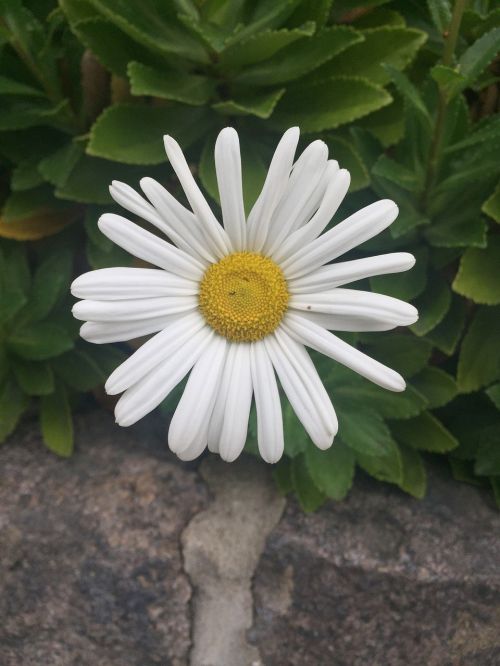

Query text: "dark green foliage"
[0, 0, 499, 508]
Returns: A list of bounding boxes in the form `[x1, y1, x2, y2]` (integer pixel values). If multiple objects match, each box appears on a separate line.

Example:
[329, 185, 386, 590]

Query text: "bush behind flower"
[0, 0, 499, 509]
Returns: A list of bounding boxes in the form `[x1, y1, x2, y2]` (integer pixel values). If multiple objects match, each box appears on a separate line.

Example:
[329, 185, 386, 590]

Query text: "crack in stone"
[180, 456, 286, 666]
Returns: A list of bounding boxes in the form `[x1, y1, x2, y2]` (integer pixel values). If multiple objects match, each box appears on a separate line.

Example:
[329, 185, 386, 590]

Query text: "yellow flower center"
[199, 252, 289, 342]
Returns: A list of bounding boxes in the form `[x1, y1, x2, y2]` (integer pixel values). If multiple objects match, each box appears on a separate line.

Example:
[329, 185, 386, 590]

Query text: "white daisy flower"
[71, 127, 418, 464]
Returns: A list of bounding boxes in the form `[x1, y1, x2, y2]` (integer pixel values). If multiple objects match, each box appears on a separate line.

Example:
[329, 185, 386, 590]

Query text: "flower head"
[71, 127, 418, 463]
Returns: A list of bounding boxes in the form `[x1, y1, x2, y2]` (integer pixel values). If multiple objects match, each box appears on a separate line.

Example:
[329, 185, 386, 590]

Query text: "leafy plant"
[0, 0, 499, 509]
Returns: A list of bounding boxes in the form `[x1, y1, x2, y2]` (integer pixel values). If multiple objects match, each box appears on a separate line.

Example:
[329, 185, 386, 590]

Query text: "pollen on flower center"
[198, 252, 289, 342]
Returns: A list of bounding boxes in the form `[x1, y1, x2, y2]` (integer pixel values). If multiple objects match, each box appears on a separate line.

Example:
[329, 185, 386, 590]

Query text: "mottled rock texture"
[0, 412, 207, 666]
[1, 411, 500, 666]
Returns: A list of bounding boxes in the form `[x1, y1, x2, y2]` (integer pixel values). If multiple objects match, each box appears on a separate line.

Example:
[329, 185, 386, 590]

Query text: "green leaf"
[410, 276, 451, 336]
[474, 427, 500, 476]
[227, 0, 304, 44]
[274, 76, 392, 132]
[40, 381, 73, 456]
[457, 27, 500, 92]
[235, 26, 362, 86]
[11, 157, 45, 191]
[482, 181, 500, 224]
[486, 383, 500, 410]
[273, 457, 293, 495]
[2, 185, 70, 222]
[219, 22, 316, 68]
[0, 379, 29, 443]
[324, 136, 369, 191]
[213, 88, 285, 119]
[453, 236, 500, 305]
[411, 367, 457, 409]
[305, 440, 355, 500]
[490, 477, 500, 508]
[425, 295, 466, 356]
[399, 445, 426, 498]
[371, 247, 428, 301]
[361, 97, 405, 147]
[449, 458, 483, 486]
[383, 65, 431, 124]
[0, 75, 44, 97]
[283, 401, 309, 458]
[85, 0, 209, 62]
[425, 209, 487, 249]
[361, 335, 432, 377]
[12, 359, 54, 396]
[457, 306, 500, 393]
[430, 64, 466, 98]
[335, 401, 396, 456]
[87, 103, 211, 165]
[334, 383, 428, 420]
[427, 0, 452, 33]
[316, 27, 427, 85]
[128, 61, 214, 106]
[26, 250, 73, 322]
[391, 412, 458, 452]
[291, 454, 326, 512]
[7, 323, 74, 360]
[51, 348, 106, 391]
[38, 141, 84, 189]
[0, 242, 29, 324]
[372, 154, 419, 191]
[355, 437, 403, 485]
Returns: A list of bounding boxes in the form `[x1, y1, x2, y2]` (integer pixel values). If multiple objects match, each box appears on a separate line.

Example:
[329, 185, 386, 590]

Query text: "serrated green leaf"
[482, 181, 500, 223]
[371, 247, 428, 301]
[334, 383, 428, 420]
[383, 65, 432, 124]
[291, 454, 326, 511]
[235, 26, 362, 86]
[38, 141, 84, 189]
[391, 412, 458, 452]
[87, 103, 210, 165]
[361, 97, 405, 147]
[324, 136, 369, 191]
[361, 334, 432, 378]
[355, 436, 403, 485]
[453, 236, 500, 305]
[410, 275, 451, 336]
[128, 61, 214, 106]
[458, 306, 500, 393]
[425, 295, 466, 356]
[427, 0, 452, 33]
[7, 323, 74, 360]
[430, 64, 466, 98]
[372, 154, 419, 191]
[399, 445, 427, 498]
[283, 401, 309, 458]
[0, 379, 29, 443]
[336, 402, 396, 456]
[411, 367, 457, 409]
[305, 440, 355, 500]
[227, 0, 303, 44]
[316, 27, 427, 85]
[11, 157, 45, 191]
[445, 114, 500, 155]
[425, 208, 487, 248]
[0, 75, 44, 97]
[40, 381, 73, 456]
[213, 88, 285, 119]
[457, 27, 500, 91]
[2, 185, 70, 222]
[11, 359, 54, 396]
[219, 22, 316, 68]
[486, 383, 500, 410]
[275, 76, 392, 132]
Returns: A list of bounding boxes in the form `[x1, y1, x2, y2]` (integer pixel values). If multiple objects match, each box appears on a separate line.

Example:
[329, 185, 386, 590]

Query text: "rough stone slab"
[250, 468, 500, 666]
[0, 411, 207, 666]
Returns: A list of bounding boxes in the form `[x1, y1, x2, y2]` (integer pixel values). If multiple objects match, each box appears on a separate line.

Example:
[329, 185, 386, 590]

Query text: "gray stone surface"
[0, 411, 207, 666]
[1, 411, 500, 666]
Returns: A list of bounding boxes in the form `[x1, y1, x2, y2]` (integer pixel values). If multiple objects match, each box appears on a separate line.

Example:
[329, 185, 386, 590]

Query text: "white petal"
[139, 177, 215, 264]
[217, 343, 253, 463]
[290, 289, 418, 327]
[105, 311, 205, 395]
[263, 140, 329, 254]
[71, 267, 198, 300]
[72, 295, 197, 322]
[250, 341, 284, 463]
[168, 335, 227, 459]
[215, 127, 246, 251]
[109, 180, 167, 231]
[272, 168, 350, 264]
[163, 135, 232, 258]
[283, 312, 406, 392]
[114, 326, 214, 427]
[288, 252, 416, 294]
[299, 311, 403, 332]
[281, 200, 399, 280]
[246, 127, 300, 252]
[98, 213, 205, 280]
[80, 315, 175, 343]
[264, 330, 337, 450]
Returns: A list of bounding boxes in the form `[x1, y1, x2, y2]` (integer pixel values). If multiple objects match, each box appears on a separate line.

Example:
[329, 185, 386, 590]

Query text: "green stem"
[422, 0, 468, 207]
